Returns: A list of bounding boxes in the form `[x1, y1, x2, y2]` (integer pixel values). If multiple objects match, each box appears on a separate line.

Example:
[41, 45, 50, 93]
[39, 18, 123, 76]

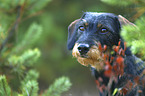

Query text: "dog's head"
[67, 12, 132, 70]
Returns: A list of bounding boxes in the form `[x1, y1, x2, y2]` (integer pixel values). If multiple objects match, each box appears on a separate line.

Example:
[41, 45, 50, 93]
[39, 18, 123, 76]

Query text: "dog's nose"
[78, 44, 90, 55]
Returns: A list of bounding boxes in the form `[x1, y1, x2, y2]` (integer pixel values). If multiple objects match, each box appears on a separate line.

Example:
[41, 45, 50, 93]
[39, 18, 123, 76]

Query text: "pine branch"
[42, 77, 72, 96]
[0, 75, 11, 96]
[22, 10, 44, 22]
[0, 6, 22, 53]
[121, 16, 145, 59]
[22, 80, 39, 96]
[11, 23, 42, 53]
[21, 70, 39, 87]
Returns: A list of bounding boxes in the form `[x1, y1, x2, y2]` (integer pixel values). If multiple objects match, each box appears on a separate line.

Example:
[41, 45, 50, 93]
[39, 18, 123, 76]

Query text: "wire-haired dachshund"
[67, 12, 145, 96]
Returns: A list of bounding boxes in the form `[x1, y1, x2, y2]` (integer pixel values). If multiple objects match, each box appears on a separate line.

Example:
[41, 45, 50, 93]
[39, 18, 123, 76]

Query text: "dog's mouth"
[72, 43, 104, 71]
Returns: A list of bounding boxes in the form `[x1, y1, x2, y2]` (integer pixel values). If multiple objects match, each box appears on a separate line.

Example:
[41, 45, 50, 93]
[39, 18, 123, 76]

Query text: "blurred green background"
[0, 0, 143, 96]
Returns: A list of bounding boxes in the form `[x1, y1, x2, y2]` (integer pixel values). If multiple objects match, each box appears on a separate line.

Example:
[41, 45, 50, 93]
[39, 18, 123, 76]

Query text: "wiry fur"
[72, 43, 104, 70]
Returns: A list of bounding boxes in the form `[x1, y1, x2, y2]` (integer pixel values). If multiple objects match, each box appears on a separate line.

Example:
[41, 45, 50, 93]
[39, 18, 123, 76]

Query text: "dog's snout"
[78, 44, 90, 55]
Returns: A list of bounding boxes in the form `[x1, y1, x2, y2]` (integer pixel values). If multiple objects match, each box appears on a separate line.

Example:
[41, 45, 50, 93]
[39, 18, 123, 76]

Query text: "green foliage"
[12, 23, 42, 53]
[0, 75, 11, 96]
[42, 76, 72, 96]
[21, 70, 39, 87]
[0, 0, 51, 13]
[21, 80, 39, 96]
[8, 48, 41, 66]
[27, 0, 51, 14]
[0, 75, 71, 96]
[101, 0, 133, 6]
[0, 0, 19, 9]
[101, 0, 145, 6]
[0, 0, 71, 96]
[0, 25, 6, 44]
[121, 17, 145, 59]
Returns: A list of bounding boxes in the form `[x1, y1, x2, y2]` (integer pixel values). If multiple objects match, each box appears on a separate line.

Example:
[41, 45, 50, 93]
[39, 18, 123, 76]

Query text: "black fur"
[67, 12, 120, 50]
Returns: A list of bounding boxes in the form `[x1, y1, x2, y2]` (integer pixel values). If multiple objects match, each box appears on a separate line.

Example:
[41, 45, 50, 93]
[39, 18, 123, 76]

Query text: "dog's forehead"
[81, 12, 116, 23]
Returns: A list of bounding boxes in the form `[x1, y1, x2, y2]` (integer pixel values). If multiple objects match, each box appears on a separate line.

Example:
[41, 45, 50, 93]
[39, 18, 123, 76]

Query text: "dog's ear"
[118, 15, 136, 27]
[67, 19, 80, 50]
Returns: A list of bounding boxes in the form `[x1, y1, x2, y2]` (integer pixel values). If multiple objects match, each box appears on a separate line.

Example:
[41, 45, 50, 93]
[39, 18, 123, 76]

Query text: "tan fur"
[72, 43, 104, 71]
[118, 15, 136, 27]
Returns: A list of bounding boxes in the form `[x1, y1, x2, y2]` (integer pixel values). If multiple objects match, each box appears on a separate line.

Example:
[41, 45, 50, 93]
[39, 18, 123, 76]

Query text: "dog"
[67, 12, 145, 96]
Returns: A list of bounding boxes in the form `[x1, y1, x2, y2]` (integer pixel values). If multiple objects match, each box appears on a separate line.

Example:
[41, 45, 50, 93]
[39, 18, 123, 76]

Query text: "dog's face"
[67, 12, 122, 70]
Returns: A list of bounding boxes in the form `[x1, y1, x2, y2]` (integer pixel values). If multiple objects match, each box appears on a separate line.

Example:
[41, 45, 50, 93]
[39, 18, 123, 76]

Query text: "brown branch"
[131, 7, 145, 21]
[0, 6, 23, 53]
[22, 10, 44, 22]
[0, 2, 43, 53]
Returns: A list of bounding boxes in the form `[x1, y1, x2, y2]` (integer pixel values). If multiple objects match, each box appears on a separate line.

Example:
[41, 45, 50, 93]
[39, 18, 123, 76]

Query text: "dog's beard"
[72, 43, 104, 71]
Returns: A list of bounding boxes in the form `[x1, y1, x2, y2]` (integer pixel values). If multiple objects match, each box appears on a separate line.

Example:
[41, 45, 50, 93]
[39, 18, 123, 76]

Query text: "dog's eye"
[79, 26, 85, 31]
[101, 28, 108, 33]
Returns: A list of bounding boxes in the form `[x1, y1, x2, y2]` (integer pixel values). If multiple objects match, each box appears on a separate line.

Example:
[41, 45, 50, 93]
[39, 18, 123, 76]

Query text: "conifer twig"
[0, 6, 22, 53]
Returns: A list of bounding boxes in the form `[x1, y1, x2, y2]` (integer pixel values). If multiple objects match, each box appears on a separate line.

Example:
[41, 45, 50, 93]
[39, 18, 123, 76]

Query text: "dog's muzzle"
[72, 43, 104, 71]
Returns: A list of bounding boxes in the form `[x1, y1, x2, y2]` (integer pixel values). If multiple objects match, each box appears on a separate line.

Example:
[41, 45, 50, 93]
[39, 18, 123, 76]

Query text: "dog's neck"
[117, 39, 145, 75]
